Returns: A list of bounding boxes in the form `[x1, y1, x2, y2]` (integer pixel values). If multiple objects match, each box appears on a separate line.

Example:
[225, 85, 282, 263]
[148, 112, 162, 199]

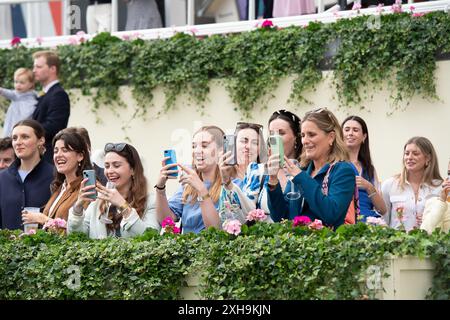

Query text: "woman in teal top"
[267, 108, 356, 229]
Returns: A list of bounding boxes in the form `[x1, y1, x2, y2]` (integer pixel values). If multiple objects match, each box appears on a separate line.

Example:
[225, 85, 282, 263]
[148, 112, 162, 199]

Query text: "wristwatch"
[197, 193, 211, 202]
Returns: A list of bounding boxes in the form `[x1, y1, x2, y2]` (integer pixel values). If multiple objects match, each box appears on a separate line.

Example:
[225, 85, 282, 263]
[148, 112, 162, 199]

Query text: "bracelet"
[154, 184, 166, 190]
[368, 191, 377, 198]
[117, 202, 130, 215]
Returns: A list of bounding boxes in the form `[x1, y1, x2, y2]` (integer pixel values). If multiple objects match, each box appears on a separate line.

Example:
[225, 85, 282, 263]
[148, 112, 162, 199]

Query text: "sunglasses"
[273, 109, 300, 123]
[236, 122, 263, 131]
[104, 142, 127, 153]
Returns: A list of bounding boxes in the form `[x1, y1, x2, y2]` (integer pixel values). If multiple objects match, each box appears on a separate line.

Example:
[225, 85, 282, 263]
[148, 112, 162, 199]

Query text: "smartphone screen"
[164, 149, 178, 177]
[269, 135, 284, 168]
[83, 170, 97, 200]
[223, 135, 237, 166]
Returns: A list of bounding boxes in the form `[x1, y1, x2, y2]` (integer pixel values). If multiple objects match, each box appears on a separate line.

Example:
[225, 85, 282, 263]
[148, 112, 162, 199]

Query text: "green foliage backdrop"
[0, 12, 449, 120]
[0, 223, 448, 300]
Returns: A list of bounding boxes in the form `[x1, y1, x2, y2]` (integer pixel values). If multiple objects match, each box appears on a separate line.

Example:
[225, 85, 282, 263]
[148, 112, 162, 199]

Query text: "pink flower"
[27, 229, 36, 235]
[189, 27, 199, 35]
[261, 19, 274, 28]
[223, 219, 242, 236]
[246, 209, 267, 222]
[173, 226, 181, 234]
[54, 218, 67, 228]
[352, 2, 361, 10]
[11, 36, 21, 47]
[366, 217, 387, 226]
[293, 215, 312, 227]
[409, 5, 415, 11]
[376, 4, 384, 13]
[68, 37, 78, 45]
[412, 12, 425, 17]
[162, 216, 175, 228]
[308, 219, 324, 230]
[122, 34, 131, 41]
[36, 37, 43, 45]
[391, 0, 403, 14]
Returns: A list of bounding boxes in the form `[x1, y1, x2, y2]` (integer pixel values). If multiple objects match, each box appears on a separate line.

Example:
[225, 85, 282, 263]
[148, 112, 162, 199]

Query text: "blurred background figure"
[123, 0, 162, 31]
[87, 0, 112, 34]
[0, 137, 15, 171]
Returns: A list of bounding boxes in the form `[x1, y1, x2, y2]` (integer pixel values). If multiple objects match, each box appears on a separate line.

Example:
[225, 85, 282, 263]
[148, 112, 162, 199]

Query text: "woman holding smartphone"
[67, 142, 160, 238]
[220, 110, 302, 218]
[155, 126, 225, 234]
[21, 129, 92, 226]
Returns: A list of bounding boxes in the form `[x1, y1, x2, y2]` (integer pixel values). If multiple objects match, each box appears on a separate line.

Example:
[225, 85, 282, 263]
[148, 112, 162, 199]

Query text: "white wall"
[64, 60, 450, 194]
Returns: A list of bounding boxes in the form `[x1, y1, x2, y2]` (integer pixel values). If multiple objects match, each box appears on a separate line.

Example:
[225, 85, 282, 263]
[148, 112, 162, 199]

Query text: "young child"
[1, 68, 38, 137]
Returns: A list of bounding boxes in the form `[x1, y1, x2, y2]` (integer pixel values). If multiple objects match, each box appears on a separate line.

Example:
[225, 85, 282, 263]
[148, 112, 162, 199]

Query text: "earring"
[78, 161, 81, 167]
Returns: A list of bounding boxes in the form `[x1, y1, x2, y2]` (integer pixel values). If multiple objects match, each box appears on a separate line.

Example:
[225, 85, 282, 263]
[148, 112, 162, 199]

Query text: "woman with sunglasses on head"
[155, 126, 225, 234]
[67, 143, 160, 239]
[220, 110, 302, 217]
[0, 120, 53, 230]
[381, 137, 443, 231]
[21, 130, 92, 228]
[342, 116, 386, 222]
[267, 108, 357, 229]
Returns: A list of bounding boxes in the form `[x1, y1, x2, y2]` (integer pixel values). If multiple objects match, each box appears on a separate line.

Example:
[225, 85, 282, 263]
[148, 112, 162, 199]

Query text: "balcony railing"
[0, 0, 449, 49]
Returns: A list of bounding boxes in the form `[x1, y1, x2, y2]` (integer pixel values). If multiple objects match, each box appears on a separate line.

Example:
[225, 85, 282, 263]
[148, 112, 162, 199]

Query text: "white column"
[112, 0, 118, 31]
[248, 0, 255, 20]
[187, 0, 194, 25]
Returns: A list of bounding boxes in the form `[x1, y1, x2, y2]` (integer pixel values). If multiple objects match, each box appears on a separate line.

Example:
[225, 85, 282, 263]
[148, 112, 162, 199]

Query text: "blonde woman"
[267, 108, 357, 229]
[382, 137, 443, 231]
[155, 126, 225, 234]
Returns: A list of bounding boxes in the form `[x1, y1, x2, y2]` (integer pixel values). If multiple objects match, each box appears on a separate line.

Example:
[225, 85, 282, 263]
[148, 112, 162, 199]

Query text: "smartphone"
[82, 169, 97, 200]
[269, 135, 285, 168]
[223, 135, 237, 166]
[164, 149, 178, 177]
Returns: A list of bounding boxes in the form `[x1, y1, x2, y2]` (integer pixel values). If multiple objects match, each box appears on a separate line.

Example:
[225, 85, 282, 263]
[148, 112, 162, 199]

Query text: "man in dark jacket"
[0, 158, 53, 230]
[32, 51, 70, 164]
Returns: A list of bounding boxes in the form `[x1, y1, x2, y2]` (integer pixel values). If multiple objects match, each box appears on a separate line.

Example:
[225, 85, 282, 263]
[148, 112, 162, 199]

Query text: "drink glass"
[284, 159, 301, 201]
[23, 207, 40, 233]
[100, 182, 116, 224]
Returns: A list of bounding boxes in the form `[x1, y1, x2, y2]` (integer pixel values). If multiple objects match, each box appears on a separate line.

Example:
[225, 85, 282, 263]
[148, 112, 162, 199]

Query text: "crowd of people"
[0, 50, 448, 239]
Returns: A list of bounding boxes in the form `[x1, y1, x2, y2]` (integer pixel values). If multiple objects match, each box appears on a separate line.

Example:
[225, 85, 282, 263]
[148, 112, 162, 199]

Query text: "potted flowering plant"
[292, 215, 324, 230]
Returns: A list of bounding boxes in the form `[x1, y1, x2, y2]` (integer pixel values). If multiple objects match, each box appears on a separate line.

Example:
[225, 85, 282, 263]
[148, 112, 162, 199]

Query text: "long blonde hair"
[182, 126, 224, 205]
[397, 136, 443, 190]
[300, 108, 349, 168]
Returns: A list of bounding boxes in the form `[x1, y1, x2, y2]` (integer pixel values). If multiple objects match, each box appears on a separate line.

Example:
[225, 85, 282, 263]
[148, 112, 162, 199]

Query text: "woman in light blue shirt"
[155, 126, 225, 234]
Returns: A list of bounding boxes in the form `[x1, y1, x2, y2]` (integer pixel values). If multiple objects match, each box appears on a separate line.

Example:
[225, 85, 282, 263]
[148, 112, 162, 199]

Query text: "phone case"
[269, 135, 285, 168]
[223, 135, 237, 166]
[164, 149, 178, 177]
[83, 170, 97, 200]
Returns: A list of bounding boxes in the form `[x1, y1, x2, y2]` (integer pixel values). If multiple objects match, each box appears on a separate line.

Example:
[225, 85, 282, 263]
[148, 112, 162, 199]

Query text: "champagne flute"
[284, 159, 301, 201]
[100, 181, 116, 224]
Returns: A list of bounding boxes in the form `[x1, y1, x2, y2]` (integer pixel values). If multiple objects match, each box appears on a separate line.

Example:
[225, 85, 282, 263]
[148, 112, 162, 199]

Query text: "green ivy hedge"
[0, 11, 449, 120]
[0, 223, 448, 300]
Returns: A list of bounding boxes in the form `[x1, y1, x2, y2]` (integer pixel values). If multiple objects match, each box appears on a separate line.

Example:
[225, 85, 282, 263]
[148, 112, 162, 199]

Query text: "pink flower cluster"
[246, 209, 267, 222]
[223, 219, 242, 236]
[261, 19, 274, 28]
[11, 36, 21, 47]
[391, 0, 403, 14]
[366, 216, 387, 226]
[292, 216, 324, 230]
[352, 2, 362, 11]
[293, 215, 311, 227]
[43, 218, 67, 230]
[161, 216, 181, 234]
